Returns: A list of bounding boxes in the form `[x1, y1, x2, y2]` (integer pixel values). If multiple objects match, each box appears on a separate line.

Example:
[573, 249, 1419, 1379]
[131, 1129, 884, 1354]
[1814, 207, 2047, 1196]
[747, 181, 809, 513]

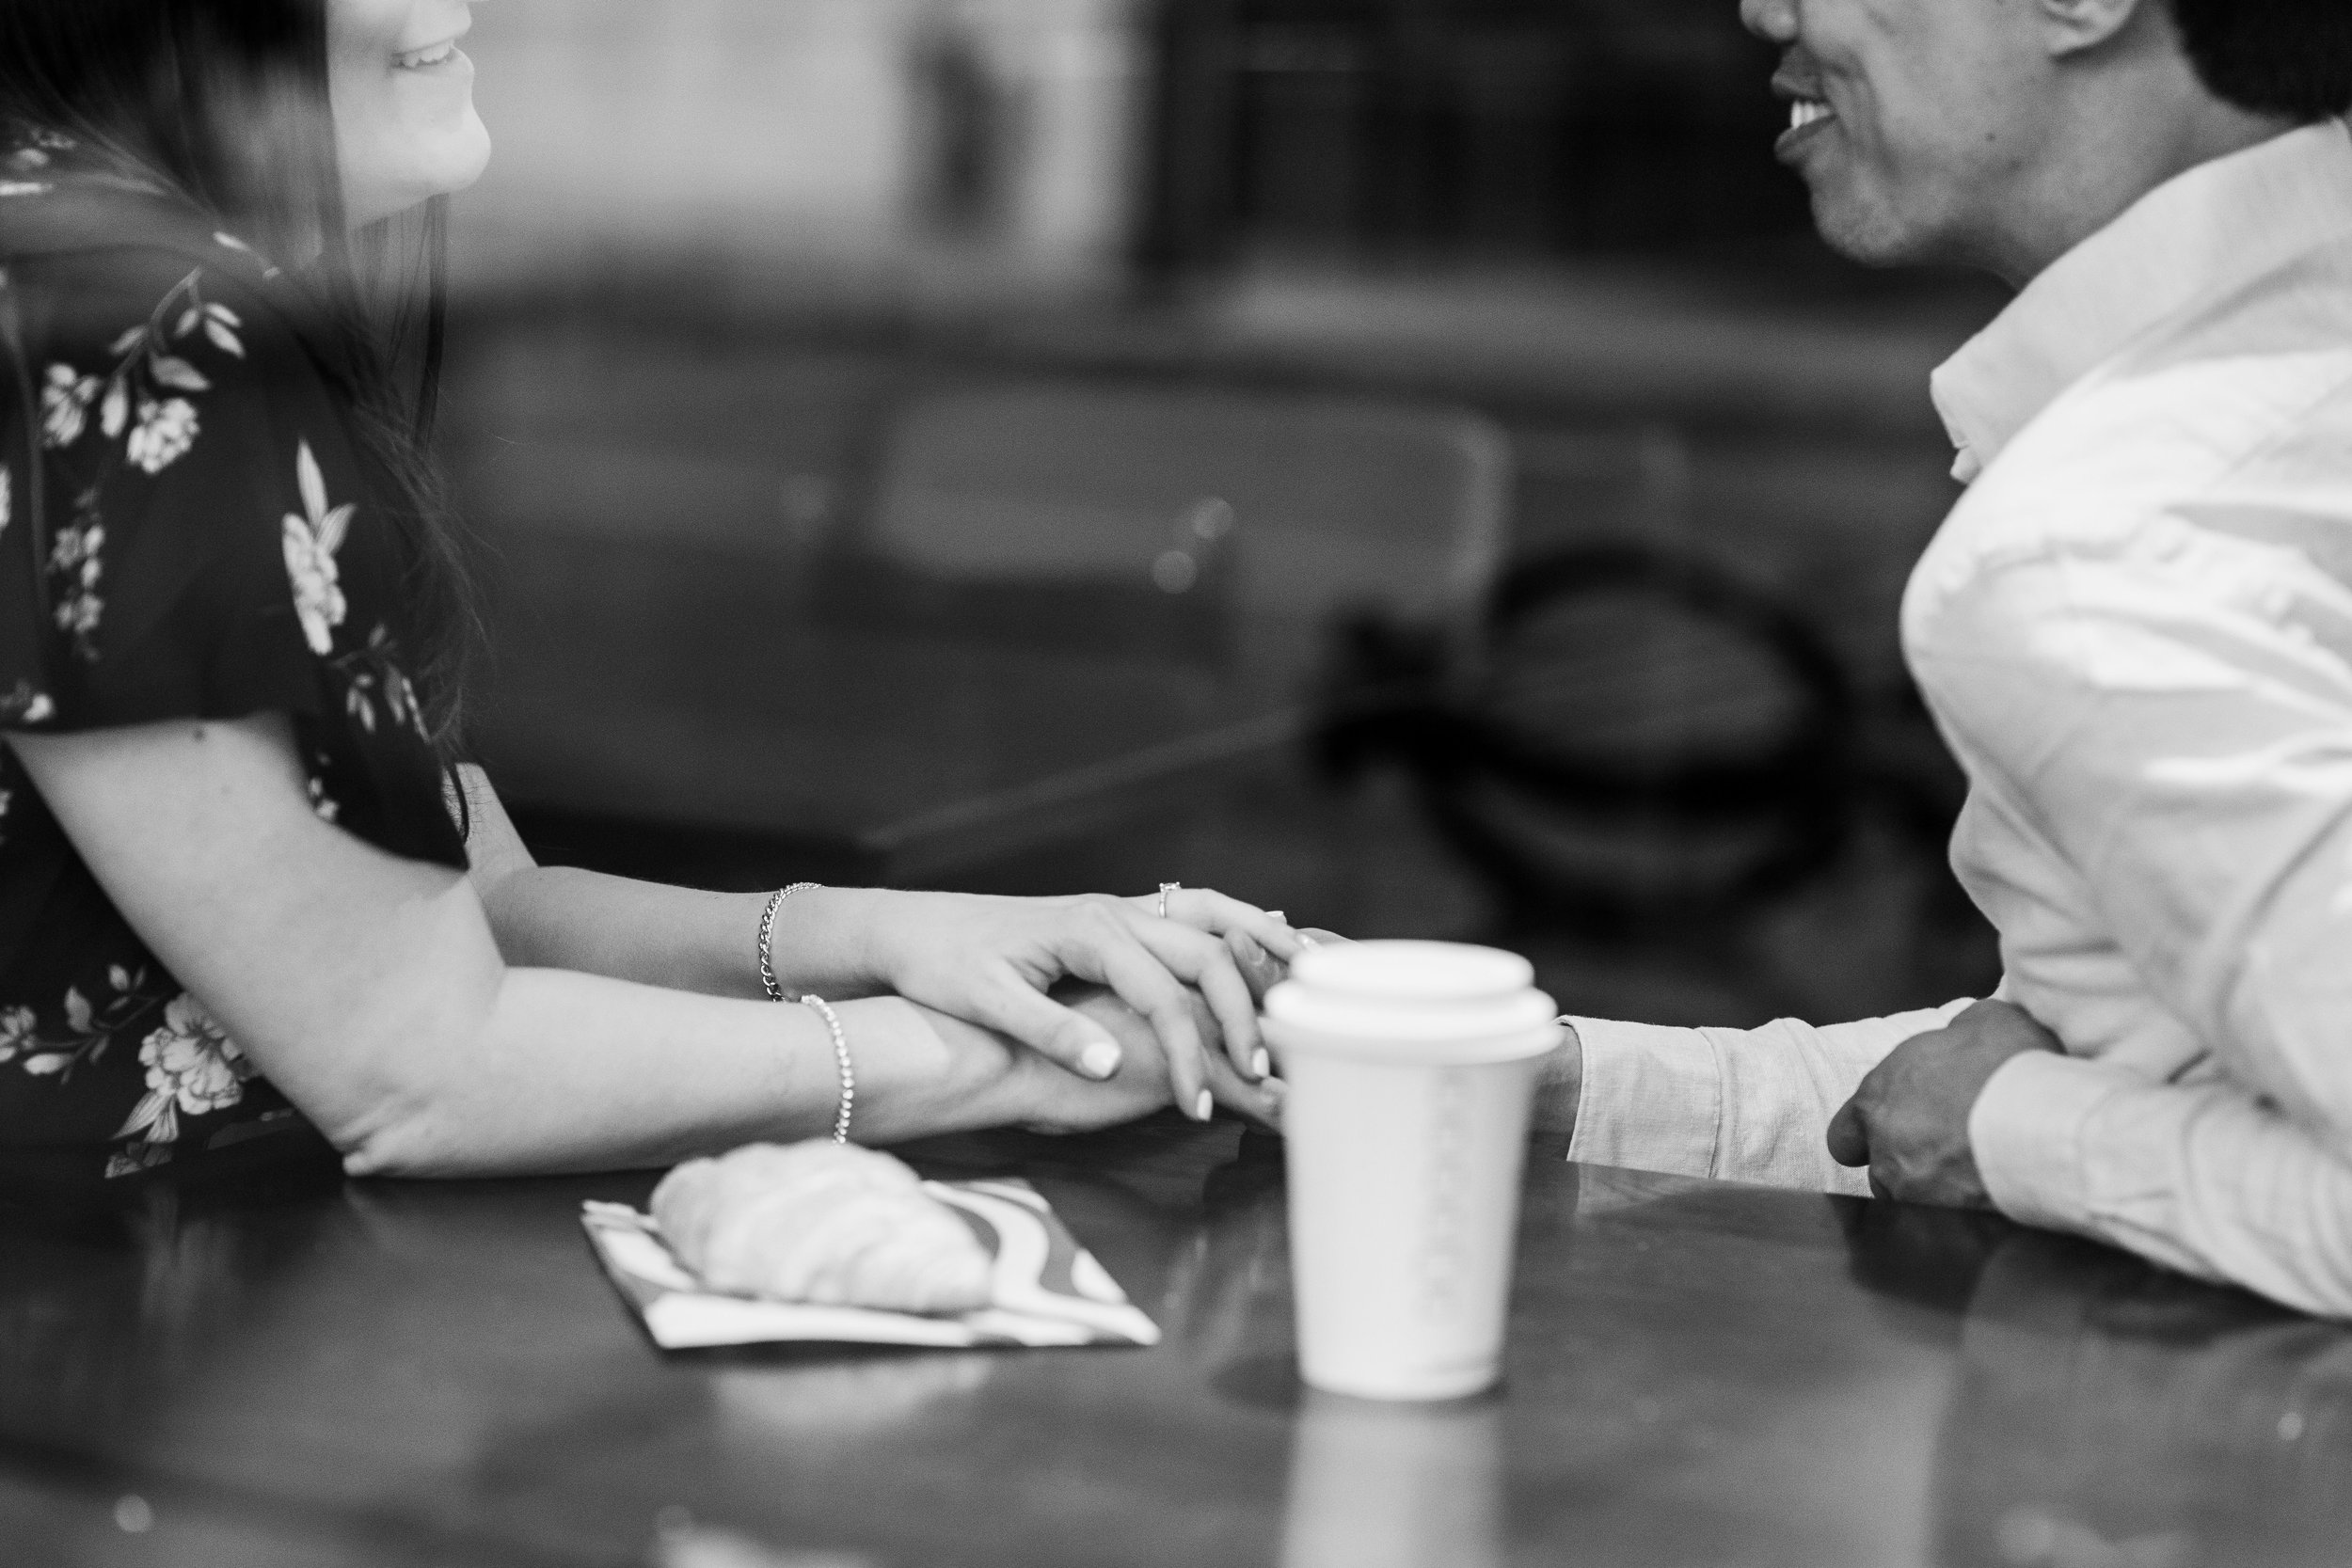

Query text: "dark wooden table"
[4, 1119, 2348, 1568]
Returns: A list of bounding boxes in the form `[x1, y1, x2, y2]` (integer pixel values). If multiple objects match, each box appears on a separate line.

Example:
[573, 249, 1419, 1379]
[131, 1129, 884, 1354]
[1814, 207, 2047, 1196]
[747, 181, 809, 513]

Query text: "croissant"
[651, 1141, 993, 1315]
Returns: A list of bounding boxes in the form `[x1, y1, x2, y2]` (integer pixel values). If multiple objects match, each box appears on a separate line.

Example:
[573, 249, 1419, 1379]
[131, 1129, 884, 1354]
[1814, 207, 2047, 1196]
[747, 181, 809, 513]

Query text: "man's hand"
[1826, 1001, 2061, 1208]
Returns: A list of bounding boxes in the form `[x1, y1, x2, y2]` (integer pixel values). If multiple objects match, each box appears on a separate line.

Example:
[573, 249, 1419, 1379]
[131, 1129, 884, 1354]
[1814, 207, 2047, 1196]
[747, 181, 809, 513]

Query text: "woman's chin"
[345, 126, 492, 226]
[440, 119, 493, 197]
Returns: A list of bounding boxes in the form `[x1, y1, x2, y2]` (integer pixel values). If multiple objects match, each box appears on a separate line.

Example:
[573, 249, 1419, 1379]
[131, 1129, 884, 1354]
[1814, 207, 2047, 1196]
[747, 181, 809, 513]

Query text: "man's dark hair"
[2170, 0, 2352, 120]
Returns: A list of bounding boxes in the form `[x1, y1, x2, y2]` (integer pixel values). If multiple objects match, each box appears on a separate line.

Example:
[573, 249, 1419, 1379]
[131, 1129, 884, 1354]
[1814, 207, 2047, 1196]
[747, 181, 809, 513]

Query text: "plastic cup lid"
[1266, 942, 1558, 1063]
[1287, 941, 1534, 1003]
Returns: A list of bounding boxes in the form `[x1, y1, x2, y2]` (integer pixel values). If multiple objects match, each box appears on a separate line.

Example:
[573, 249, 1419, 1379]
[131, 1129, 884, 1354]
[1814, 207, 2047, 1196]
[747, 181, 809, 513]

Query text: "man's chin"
[1809, 188, 1931, 269]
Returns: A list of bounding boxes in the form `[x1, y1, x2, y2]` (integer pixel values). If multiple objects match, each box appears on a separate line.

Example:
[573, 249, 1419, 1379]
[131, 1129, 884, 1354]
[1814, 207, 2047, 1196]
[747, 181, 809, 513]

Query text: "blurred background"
[442, 0, 2007, 1029]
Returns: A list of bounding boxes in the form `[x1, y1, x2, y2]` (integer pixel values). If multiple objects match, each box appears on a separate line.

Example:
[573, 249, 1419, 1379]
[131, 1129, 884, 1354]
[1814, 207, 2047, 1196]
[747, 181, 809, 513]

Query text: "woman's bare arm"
[445, 765, 1296, 1123]
[5, 716, 1200, 1177]
[448, 765, 781, 999]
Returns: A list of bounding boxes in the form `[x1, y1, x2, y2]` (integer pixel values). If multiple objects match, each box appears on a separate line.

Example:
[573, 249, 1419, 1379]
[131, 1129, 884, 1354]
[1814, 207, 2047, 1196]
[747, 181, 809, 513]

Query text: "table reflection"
[1279, 1389, 1504, 1568]
[0, 1163, 705, 1562]
[1168, 1131, 1290, 1371]
[1937, 1236, 2352, 1568]
[0, 1168, 334, 1449]
[8, 1135, 2352, 1568]
[1840, 1202, 2352, 1568]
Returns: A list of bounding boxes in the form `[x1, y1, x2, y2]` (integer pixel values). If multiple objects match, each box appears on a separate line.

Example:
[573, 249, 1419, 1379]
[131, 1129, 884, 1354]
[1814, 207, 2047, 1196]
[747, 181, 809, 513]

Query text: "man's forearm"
[1531, 1025, 1582, 1137]
[1971, 1052, 2352, 1318]
[1560, 1004, 1973, 1190]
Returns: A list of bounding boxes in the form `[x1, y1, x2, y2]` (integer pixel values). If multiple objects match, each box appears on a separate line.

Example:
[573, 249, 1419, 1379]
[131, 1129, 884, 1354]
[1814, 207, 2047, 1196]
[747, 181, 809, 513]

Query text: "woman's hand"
[813, 888, 1305, 1123]
[949, 982, 1284, 1137]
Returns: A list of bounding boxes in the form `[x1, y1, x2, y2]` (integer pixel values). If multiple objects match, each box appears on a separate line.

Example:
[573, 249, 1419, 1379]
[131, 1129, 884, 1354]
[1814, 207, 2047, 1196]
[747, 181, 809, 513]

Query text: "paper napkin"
[582, 1176, 1160, 1351]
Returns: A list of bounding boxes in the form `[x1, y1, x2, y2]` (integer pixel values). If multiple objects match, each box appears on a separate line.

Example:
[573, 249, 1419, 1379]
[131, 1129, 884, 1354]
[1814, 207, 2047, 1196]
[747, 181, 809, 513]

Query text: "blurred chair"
[843, 382, 1513, 707]
[1318, 538, 1860, 938]
[815, 382, 1515, 879]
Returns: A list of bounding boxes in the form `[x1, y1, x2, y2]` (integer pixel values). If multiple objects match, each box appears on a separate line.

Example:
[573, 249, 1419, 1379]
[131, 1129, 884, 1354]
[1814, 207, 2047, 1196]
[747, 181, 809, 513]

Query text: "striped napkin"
[582, 1176, 1160, 1351]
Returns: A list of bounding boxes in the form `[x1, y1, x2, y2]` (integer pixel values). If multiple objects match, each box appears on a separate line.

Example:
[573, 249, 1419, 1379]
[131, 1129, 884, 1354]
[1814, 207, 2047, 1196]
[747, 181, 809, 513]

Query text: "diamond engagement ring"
[1158, 881, 1181, 919]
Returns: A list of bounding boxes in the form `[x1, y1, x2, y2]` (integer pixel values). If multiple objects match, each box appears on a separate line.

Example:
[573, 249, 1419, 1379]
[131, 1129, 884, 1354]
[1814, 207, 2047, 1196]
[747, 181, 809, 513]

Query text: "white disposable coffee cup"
[1263, 941, 1562, 1402]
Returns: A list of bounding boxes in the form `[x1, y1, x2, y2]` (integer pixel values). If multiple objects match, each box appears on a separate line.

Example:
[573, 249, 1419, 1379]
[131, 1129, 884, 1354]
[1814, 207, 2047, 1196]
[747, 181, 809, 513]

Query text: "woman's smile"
[389, 10, 473, 79]
[391, 39, 469, 74]
[330, 0, 489, 226]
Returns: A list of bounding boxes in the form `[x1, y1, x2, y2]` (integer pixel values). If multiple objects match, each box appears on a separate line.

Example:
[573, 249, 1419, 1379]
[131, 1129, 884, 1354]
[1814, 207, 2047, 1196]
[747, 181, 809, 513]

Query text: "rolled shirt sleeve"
[1565, 1002, 1974, 1196]
[1973, 1051, 2352, 1318]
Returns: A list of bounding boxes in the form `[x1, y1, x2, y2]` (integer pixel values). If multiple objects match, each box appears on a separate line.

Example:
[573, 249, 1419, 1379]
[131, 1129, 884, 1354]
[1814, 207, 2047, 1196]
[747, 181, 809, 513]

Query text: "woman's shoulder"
[5, 181, 361, 528]
[4, 178, 317, 390]
[0, 178, 387, 736]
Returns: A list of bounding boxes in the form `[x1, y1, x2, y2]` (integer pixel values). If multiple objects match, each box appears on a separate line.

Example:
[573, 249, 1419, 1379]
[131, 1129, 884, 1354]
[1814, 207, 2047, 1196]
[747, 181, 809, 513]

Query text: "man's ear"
[2036, 0, 2145, 58]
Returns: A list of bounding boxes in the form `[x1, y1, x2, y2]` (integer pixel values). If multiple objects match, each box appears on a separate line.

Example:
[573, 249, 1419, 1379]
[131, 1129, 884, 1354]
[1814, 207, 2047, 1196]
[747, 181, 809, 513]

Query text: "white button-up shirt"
[1565, 119, 2352, 1318]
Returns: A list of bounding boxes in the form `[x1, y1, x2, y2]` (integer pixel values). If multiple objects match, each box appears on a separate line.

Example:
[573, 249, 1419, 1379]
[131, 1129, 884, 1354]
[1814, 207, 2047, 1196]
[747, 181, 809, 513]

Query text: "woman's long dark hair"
[0, 0, 481, 754]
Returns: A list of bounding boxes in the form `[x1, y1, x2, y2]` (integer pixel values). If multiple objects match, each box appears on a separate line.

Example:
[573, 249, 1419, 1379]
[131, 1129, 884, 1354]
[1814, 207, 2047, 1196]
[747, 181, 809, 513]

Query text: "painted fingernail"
[1252, 1048, 1271, 1079]
[1195, 1088, 1215, 1121]
[1081, 1040, 1121, 1080]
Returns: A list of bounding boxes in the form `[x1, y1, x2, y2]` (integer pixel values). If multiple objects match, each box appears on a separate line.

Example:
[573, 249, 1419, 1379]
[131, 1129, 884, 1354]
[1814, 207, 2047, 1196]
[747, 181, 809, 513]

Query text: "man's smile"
[1774, 74, 1838, 159]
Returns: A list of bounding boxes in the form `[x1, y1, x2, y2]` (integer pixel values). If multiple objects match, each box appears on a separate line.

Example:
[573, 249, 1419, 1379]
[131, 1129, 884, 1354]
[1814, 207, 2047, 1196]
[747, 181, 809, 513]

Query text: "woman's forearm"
[457, 768, 896, 1001]
[476, 870, 898, 1002]
[477, 866, 770, 996]
[337, 973, 1016, 1179]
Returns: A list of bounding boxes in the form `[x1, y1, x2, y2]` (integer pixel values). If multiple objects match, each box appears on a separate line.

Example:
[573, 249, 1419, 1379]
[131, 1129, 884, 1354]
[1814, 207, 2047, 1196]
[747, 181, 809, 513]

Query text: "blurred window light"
[452, 0, 1148, 300]
[1152, 549, 1201, 594]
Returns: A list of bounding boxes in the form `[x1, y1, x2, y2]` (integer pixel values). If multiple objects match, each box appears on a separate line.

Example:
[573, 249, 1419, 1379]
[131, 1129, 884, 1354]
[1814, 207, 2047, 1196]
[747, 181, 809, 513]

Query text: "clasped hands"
[1826, 999, 2059, 1207]
[853, 887, 1311, 1133]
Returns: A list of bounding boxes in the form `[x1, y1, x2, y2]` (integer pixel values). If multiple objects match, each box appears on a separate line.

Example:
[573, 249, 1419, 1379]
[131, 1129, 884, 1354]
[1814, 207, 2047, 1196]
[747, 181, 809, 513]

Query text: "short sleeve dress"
[0, 135, 469, 1184]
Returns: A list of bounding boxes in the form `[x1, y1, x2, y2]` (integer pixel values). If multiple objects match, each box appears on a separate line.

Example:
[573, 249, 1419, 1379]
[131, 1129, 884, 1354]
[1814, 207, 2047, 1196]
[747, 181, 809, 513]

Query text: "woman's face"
[326, 0, 490, 227]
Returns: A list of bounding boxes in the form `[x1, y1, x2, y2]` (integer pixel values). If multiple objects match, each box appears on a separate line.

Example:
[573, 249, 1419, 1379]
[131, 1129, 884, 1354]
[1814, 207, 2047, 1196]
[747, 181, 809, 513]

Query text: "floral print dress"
[0, 137, 467, 1183]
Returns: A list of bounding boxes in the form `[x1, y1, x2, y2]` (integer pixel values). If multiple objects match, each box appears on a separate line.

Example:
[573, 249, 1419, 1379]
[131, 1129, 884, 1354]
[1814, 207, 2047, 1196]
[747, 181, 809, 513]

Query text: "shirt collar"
[1931, 118, 2352, 483]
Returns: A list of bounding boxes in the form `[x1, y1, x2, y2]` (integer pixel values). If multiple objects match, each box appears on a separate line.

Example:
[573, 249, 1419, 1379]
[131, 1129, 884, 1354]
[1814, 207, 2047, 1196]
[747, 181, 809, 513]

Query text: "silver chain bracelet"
[756, 881, 821, 1002]
[801, 994, 856, 1144]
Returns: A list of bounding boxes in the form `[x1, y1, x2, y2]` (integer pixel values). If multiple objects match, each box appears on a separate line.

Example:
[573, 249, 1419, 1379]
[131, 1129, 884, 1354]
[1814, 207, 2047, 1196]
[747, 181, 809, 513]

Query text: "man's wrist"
[1963, 1047, 2101, 1227]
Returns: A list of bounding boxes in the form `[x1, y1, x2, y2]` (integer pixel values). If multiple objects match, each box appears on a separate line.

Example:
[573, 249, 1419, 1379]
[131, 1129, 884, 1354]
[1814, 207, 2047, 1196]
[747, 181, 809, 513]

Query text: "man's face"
[1741, 0, 2050, 268]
